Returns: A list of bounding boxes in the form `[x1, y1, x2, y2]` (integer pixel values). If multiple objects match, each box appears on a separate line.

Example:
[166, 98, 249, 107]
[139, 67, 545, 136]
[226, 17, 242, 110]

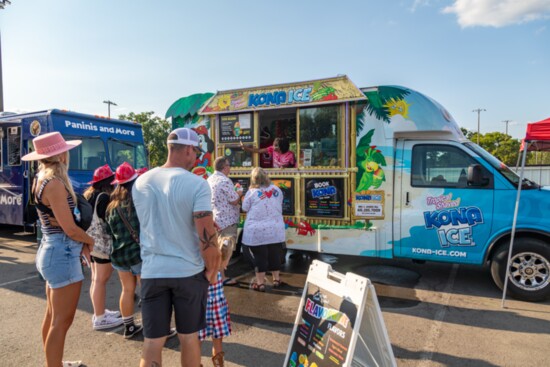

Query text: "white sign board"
[284, 260, 396, 367]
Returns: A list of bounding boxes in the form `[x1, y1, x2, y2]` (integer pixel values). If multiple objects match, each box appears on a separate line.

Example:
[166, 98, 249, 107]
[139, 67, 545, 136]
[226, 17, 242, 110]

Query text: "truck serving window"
[412, 144, 492, 188]
[299, 105, 340, 167]
[108, 138, 147, 169]
[68, 137, 106, 171]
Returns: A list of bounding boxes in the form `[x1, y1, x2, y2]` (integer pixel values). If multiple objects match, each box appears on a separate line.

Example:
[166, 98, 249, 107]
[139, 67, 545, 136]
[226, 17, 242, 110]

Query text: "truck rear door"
[394, 140, 494, 264]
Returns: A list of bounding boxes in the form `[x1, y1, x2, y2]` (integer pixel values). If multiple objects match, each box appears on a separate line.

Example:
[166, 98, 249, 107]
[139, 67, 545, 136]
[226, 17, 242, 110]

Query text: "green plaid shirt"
[106, 201, 142, 268]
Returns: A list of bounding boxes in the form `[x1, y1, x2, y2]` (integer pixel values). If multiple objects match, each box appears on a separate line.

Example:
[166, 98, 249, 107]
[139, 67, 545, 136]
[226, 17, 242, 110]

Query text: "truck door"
[395, 140, 494, 264]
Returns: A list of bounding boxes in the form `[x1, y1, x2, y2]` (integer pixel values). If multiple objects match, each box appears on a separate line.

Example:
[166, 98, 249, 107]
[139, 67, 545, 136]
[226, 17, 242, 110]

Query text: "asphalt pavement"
[1, 226, 550, 367]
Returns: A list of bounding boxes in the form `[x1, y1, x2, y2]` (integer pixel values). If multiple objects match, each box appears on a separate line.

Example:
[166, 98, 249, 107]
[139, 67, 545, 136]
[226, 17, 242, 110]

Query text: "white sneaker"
[93, 313, 124, 330]
[105, 309, 121, 318]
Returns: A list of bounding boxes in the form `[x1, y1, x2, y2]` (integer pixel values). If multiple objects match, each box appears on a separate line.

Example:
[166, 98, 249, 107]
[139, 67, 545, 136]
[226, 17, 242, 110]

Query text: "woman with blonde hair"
[241, 167, 286, 292]
[22, 132, 94, 367]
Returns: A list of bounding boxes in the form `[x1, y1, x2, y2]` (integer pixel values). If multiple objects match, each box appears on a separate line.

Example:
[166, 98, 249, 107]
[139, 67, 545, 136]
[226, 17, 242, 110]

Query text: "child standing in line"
[199, 236, 234, 367]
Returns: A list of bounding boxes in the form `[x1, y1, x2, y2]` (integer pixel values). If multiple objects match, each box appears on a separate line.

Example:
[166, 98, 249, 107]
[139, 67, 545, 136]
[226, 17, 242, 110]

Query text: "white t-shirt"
[132, 167, 212, 278]
[241, 184, 285, 246]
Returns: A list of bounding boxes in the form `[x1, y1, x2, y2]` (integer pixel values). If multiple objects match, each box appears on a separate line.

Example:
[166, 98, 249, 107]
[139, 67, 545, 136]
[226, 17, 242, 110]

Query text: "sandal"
[273, 280, 285, 288]
[250, 282, 266, 292]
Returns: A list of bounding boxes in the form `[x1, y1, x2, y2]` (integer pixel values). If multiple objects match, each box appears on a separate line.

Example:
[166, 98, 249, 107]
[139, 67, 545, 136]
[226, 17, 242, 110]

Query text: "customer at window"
[240, 137, 296, 168]
[241, 167, 286, 292]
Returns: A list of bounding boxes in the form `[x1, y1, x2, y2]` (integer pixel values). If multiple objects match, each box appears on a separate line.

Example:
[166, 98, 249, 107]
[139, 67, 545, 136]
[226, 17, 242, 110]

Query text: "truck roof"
[0, 109, 140, 127]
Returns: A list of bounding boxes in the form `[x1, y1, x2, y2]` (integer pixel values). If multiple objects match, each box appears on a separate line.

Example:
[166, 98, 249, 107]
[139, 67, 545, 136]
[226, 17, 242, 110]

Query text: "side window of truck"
[411, 144, 491, 188]
[68, 137, 107, 171]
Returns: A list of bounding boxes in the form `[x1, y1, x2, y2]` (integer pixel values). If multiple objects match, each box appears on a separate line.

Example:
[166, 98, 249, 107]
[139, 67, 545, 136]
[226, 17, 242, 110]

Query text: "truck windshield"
[108, 138, 147, 169]
[464, 142, 538, 189]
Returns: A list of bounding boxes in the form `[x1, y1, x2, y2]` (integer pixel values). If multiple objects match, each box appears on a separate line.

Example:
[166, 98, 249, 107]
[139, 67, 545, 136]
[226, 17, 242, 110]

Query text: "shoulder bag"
[116, 206, 140, 244]
[87, 193, 113, 259]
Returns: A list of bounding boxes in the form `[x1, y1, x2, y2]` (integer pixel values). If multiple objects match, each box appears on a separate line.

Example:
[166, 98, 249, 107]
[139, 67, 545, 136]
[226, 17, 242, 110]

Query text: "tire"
[490, 238, 550, 302]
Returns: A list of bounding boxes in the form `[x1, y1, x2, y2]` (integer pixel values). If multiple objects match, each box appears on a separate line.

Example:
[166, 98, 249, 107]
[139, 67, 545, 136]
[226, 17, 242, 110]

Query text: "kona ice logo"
[424, 194, 483, 247]
[248, 88, 312, 107]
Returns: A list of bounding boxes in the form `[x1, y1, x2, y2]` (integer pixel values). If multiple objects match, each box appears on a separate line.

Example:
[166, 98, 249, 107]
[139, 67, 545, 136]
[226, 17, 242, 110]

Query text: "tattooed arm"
[194, 211, 221, 284]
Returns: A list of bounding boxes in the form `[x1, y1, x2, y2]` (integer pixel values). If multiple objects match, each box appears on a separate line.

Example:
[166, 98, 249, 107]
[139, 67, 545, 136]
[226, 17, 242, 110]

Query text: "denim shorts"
[36, 233, 84, 289]
[112, 262, 142, 276]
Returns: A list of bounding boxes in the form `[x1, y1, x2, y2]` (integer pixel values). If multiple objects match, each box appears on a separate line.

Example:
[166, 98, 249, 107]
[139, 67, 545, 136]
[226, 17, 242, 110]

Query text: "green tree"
[478, 132, 520, 166]
[119, 112, 171, 168]
[461, 128, 521, 166]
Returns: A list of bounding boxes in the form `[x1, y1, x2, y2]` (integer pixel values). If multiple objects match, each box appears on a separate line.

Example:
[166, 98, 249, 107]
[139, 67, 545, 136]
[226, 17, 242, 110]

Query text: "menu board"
[8, 127, 22, 166]
[272, 178, 295, 216]
[305, 178, 344, 218]
[219, 113, 254, 143]
[286, 285, 357, 367]
[223, 146, 253, 168]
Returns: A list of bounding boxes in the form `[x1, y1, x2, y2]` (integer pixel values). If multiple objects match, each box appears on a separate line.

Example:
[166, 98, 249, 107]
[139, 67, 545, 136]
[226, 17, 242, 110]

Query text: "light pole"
[0, 0, 12, 113]
[502, 120, 512, 136]
[103, 100, 117, 118]
[472, 108, 486, 145]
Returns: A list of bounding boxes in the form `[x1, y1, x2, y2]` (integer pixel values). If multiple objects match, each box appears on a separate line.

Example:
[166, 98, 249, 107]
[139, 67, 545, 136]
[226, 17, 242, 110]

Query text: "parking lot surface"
[1, 226, 549, 366]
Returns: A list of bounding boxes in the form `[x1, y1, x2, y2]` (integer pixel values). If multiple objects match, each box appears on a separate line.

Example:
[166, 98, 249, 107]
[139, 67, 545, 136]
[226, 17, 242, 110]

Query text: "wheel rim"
[509, 252, 550, 291]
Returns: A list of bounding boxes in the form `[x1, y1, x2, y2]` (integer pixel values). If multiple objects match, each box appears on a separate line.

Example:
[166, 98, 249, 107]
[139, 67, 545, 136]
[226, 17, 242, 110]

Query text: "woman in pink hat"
[83, 164, 123, 331]
[22, 132, 95, 367]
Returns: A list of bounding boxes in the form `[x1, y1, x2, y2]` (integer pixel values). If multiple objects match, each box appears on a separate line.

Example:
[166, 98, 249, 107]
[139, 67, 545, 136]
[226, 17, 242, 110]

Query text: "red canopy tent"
[504, 117, 550, 307]
[520, 117, 550, 152]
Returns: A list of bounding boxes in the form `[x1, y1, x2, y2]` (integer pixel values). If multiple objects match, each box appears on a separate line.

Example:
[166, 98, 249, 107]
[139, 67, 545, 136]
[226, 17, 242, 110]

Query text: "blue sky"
[1, 0, 549, 139]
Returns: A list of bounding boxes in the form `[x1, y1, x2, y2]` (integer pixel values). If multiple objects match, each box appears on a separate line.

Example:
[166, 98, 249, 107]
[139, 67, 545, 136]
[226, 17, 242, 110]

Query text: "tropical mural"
[165, 92, 215, 178]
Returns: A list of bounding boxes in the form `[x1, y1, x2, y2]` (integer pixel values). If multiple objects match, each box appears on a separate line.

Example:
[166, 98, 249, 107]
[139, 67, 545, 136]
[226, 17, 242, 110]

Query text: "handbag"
[116, 206, 140, 244]
[74, 194, 93, 231]
[87, 193, 113, 259]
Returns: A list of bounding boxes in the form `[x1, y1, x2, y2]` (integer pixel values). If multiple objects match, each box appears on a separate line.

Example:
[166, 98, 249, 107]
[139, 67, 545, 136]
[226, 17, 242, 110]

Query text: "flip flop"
[222, 277, 238, 286]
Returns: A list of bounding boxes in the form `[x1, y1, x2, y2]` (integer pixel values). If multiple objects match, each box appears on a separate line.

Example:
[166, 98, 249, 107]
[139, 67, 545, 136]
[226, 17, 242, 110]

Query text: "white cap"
[167, 128, 204, 152]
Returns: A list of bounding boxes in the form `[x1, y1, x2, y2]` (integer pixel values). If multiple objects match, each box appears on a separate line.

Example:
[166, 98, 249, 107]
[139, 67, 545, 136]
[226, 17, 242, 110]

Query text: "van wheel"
[490, 238, 550, 302]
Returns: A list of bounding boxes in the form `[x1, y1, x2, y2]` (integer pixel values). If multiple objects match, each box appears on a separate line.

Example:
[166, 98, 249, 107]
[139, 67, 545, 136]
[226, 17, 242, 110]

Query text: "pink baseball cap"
[22, 132, 81, 161]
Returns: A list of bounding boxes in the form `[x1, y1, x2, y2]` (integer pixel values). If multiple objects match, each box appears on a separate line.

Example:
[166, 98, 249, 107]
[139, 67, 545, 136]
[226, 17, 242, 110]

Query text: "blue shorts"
[112, 262, 142, 276]
[36, 233, 84, 289]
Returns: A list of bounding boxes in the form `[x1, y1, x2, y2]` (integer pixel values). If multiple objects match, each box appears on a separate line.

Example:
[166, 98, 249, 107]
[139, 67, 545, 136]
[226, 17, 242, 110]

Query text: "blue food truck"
[0, 109, 147, 228]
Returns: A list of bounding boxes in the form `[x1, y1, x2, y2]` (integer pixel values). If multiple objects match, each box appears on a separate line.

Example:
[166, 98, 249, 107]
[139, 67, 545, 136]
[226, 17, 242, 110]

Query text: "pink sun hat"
[22, 132, 81, 161]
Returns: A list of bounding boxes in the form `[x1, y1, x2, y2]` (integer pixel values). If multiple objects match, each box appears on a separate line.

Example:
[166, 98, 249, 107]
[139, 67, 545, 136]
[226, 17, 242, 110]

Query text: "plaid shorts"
[198, 272, 232, 340]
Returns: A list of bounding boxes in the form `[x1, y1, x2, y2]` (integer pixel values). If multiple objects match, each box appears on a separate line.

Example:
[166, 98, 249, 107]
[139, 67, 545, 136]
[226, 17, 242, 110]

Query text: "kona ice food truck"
[0, 109, 147, 229]
[166, 75, 550, 302]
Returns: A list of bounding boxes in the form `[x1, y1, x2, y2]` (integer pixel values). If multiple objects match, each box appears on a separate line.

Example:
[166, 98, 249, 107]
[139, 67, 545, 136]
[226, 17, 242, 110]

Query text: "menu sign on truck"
[305, 178, 344, 218]
[272, 178, 295, 216]
[219, 114, 253, 143]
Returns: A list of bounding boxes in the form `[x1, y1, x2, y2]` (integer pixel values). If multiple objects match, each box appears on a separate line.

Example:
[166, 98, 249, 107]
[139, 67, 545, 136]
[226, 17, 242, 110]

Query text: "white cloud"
[443, 0, 550, 28]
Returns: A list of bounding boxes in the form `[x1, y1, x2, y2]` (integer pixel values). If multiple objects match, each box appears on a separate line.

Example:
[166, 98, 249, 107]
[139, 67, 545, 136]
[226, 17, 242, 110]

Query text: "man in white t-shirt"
[133, 127, 221, 367]
[207, 157, 243, 285]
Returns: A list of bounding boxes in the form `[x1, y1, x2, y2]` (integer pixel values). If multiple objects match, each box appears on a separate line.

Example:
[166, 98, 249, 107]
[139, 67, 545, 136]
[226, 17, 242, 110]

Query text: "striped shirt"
[36, 178, 76, 235]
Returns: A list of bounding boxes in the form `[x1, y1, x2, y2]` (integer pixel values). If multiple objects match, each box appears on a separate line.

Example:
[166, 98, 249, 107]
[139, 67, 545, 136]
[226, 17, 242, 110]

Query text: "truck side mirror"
[467, 164, 488, 186]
